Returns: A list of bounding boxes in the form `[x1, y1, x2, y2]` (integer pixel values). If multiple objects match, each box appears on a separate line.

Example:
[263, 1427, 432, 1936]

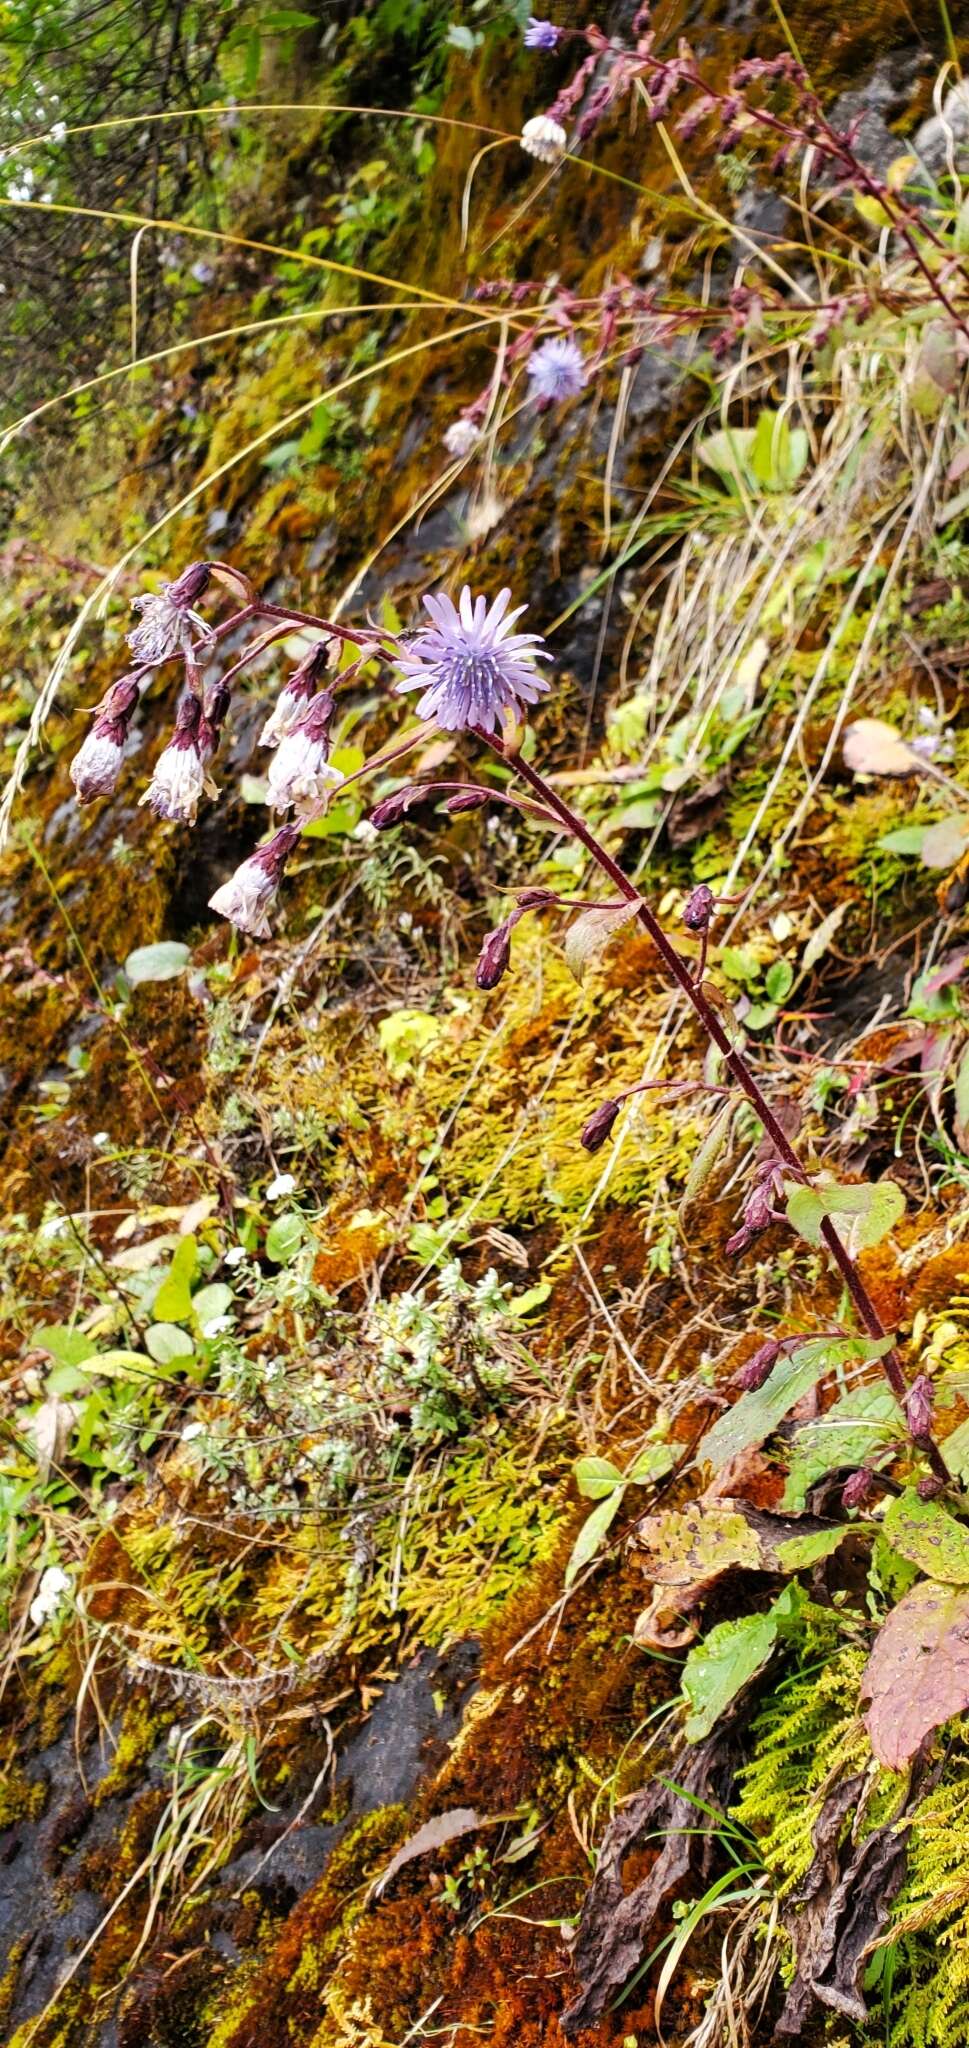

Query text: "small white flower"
[443, 418, 481, 459]
[398, 911, 414, 933]
[267, 726, 342, 816]
[29, 1564, 72, 1630]
[92, 1131, 110, 1148]
[141, 737, 207, 824]
[521, 114, 567, 163]
[181, 1420, 206, 1442]
[353, 819, 379, 845]
[266, 1172, 297, 1201]
[69, 727, 124, 804]
[210, 856, 277, 939]
[223, 1245, 248, 1268]
[40, 1216, 68, 1240]
[202, 1314, 233, 1338]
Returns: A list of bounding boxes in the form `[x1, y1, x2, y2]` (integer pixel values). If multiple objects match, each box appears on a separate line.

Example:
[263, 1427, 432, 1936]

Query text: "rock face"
[2, 5, 969, 2048]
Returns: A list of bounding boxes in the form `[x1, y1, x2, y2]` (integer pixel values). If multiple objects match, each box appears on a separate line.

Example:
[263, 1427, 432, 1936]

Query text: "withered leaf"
[861, 1578, 969, 1768]
[777, 1778, 908, 2031]
[560, 1721, 741, 2036]
[368, 1807, 480, 1901]
[563, 900, 639, 983]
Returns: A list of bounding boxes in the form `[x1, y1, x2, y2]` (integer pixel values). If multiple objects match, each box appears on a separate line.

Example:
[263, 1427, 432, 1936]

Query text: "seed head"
[128, 562, 211, 666]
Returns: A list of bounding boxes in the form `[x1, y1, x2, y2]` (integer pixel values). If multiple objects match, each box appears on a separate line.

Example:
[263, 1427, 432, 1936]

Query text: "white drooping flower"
[69, 673, 141, 805]
[266, 691, 342, 815]
[29, 1564, 73, 1630]
[443, 417, 481, 459]
[141, 697, 208, 824]
[208, 824, 301, 940]
[266, 1172, 297, 1200]
[259, 641, 333, 748]
[520, 114, 567, 163]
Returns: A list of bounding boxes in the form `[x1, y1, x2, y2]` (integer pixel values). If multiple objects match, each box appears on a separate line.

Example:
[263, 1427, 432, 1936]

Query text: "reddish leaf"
[861, 1579, 969, 1768]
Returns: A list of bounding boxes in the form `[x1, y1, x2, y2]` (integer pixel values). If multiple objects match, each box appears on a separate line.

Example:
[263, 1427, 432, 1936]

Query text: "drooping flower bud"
[369, 785, 430, 829]
[842, 1467, 876, 1511]
[516, 888, 559, 908]
[683, 884, 715, 933]
[733, 1337, 783, 1391]
[168, 561, 212, 608]
[580, 1098, 621, 1153]
[905, 1373, 935, 1444]
[476, 921, 513, 991]
[208, 824, 301, 940]
[724, 1178, 775, 1257]
[266, 691, 341, 816]
[259, 641, 333, 747]
[445, 788, 491, 814]
[141, 694, 207, 823]
[917, 1474, 946, 1500]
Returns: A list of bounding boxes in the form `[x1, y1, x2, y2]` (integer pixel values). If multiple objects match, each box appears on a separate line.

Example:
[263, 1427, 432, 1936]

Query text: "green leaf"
[682, 1603, 780, 1740]
[144, 1323, 195, 1366]
[765, 959, 794, 1003]
[698, 1335, 891, 1472]
[574, 1455, 624, 1500]
[265, 1213, 305, 1265]
[876, 825, 928, 856]
[696, 426, 758, 495]
[34, 1324, 97, 1368]
[941, 1415, 969, 1486]
[882, 1488, 969, 1584]
[782, 1384, 899, 1510]
[124, 942, 192, 985]
[775, 1525, 851, 1571]
[152, 1235, 198, 1322]
[192, 1283, 233, 1328]
[749, 410, 809, 492]
[79, 1350, 168, 1382]
[506, 1281, 551, 1319]
[785, 1179, 905, 1255]
[564, 1491, 623, 1588]
[954, 1045, 969, 1150]
[627, 1443, 675, 1486]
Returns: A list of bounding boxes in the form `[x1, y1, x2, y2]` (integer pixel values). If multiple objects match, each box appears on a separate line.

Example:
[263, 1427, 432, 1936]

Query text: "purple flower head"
[396, 586, 550, 735]
[734, 1336, 783, 1391]
[209, 824, 301, 940]
[260, 641, 333, 747]
[524, 17, 561, 50]
[526, 336, 586, 405]
[128, 561, 211, 667]
[580, 1098, 621, 1153]
[141, 694, 208, 824]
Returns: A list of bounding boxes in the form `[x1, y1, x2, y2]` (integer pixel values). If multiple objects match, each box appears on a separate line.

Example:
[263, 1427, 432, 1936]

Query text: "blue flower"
[524, 17, 560, 49]
[526, 336, 587, 404]
[396, 587, 550, 734]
